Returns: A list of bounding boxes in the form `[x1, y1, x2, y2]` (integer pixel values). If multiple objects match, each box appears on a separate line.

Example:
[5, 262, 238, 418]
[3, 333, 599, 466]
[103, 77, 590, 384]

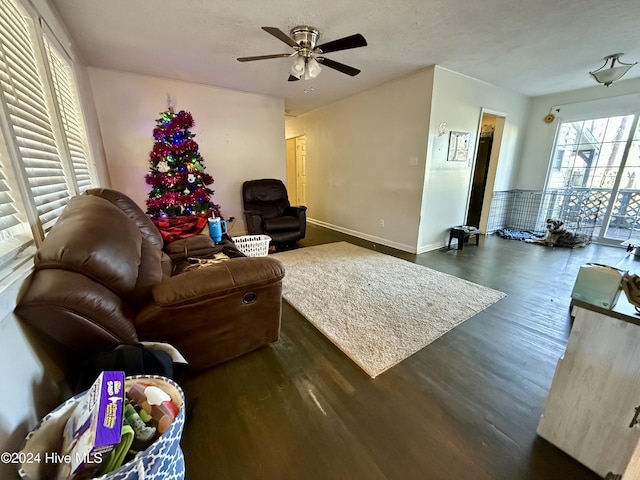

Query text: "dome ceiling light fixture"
[589, 53, 637, 87]
[237, 26, 367, 82]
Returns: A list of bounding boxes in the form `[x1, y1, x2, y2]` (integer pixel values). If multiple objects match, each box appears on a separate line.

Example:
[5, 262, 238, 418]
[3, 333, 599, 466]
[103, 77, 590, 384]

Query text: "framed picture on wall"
[448, 131, 470, 162]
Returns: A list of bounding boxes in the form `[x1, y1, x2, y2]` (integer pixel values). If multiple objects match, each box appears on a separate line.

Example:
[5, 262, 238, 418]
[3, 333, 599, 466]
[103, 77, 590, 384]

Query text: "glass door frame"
[599, 114, 640, 245]
[544, 112, 640, 245]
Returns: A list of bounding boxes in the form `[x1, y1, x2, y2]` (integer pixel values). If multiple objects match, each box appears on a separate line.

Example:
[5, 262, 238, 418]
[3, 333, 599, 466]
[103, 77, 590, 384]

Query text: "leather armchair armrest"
[148, 257, 285, 308]
[164, 234, 216, 262]
[243, 210, 264, 234]
[284, 205, 307, 216]
[284, 205, 307, 237]
[15, 269, 138, 353]
[135, 256, 285, 370]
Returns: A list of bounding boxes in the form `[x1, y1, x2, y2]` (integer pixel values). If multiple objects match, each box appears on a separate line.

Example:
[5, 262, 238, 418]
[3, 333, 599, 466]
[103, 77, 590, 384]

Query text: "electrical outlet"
[379, 219, 385, 227]
[228, 216, 235, 222]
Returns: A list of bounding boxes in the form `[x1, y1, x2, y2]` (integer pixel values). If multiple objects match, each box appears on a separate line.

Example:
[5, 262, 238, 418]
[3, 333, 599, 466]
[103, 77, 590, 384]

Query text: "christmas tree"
[145, 107, 218, 218]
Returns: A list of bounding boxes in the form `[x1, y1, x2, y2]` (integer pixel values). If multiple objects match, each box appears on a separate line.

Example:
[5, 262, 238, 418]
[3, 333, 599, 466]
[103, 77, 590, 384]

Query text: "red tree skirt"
[151, 214, 209, 243]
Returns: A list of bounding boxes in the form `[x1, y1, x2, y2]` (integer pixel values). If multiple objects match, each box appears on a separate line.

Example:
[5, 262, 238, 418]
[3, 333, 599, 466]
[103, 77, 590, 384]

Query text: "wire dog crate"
[487, 189, 603, 238]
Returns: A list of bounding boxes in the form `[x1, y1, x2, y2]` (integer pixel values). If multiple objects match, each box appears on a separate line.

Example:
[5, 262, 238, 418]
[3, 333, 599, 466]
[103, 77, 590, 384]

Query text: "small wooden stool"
[448, 226, 480, 250]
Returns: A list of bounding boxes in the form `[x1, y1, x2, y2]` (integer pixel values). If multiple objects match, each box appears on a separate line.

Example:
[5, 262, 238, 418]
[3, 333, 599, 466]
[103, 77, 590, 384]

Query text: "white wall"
[286, 69, 434, 252]
[0, 311, 69, 479]
[418, 67, 530, 251]
[517, 77, 640, 190]
[285, 66, 531, 253]
[88, 68, 286, 233]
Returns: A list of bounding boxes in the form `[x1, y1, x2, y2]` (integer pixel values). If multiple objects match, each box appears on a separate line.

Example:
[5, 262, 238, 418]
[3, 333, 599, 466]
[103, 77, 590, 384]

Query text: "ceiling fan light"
[306, 57, 322, 79]
[240, 26, 367, 83]
[290, 55, 306, 78]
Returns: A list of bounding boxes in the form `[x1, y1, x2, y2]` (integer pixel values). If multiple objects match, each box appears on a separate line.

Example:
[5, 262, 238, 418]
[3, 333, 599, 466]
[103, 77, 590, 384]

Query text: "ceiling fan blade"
[315, 33, 367, 54]
[237, 53, 293, 62]
[317, 57, 361, 76]
[262, 27, 299, 48]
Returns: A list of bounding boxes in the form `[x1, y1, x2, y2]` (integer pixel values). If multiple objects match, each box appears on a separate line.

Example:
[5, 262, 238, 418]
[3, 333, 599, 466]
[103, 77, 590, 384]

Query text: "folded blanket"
[495, 228, 545, 241]
[151, 214, 209, 242]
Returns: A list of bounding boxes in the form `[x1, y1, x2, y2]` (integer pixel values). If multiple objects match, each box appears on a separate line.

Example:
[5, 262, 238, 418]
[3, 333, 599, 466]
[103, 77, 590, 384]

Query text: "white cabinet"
[537, 304, 640, 478]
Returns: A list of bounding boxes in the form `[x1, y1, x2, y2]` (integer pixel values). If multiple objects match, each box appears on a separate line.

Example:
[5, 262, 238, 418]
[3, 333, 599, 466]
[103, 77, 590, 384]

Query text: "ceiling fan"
[237, 26, 367, 81]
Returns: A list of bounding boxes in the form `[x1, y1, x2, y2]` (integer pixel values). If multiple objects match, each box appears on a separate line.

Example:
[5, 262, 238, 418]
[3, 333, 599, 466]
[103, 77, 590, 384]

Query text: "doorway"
[466, 111, 505, 232]
[285, 135, 307, 205]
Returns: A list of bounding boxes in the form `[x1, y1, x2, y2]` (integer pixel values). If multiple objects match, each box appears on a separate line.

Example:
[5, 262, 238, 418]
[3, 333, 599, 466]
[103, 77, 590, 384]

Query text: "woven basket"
[232, 235, 271, 257]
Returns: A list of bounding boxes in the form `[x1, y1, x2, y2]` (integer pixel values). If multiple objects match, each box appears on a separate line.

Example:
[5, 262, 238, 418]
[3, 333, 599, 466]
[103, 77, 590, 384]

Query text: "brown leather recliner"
[15, 188, 285, 371]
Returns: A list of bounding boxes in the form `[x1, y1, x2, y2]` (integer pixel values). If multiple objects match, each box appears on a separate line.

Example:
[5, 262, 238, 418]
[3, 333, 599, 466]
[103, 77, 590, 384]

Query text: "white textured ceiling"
[50, 0, 640, 117]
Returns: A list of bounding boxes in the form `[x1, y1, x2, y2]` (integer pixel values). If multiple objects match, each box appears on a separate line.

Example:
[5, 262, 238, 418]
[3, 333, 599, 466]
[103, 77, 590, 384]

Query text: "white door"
[295, 136, 307, 205]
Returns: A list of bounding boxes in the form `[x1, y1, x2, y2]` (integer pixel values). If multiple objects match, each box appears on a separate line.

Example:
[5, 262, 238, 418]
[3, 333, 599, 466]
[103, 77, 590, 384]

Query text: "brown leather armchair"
[242, 179, 307, 245]
[15, 188, 285, 371]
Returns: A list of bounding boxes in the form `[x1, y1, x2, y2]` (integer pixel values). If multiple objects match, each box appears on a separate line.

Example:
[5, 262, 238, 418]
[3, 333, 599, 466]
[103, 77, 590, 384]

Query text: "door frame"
[466, 108, 506, 233]
[285, 137, 298, 202]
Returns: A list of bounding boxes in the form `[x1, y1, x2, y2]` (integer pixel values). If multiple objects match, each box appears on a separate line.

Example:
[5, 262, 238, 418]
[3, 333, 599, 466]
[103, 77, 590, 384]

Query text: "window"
[545, 114, 640, 243]
[547, 116, 634, 190]
[0, 0, 96, 285]
[43, 36, 95, 194]
[0, 0, 71, 231]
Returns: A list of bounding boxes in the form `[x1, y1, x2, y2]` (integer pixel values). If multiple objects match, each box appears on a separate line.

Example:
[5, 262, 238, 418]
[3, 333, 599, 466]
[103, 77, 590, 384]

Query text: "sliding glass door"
[546, 113, 640, 244]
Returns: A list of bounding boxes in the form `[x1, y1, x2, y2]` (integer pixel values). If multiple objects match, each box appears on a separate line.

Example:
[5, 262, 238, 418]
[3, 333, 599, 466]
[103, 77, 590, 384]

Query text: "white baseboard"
[307, 218, 420, 254]
[416, 243, 444, 254]
[234, 218, 449, 254]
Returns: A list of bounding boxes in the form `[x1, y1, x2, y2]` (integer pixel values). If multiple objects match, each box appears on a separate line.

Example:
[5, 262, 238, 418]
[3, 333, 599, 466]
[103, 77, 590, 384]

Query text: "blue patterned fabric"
[495, 228, 544, 241]
[19, 375, 185, 480]
[95, 376, 186, 480]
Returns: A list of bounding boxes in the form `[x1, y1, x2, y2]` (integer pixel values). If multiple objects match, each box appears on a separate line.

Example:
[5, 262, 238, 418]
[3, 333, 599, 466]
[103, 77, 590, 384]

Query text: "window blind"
[0, 130, 34, 272]
[43, 36, 94, 193]
[0, 155, 21, 240]
[0, 0, 70, 231]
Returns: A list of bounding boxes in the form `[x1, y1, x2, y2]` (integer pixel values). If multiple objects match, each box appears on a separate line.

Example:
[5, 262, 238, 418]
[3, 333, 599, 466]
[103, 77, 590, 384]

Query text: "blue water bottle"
[208, 217, 227, 243]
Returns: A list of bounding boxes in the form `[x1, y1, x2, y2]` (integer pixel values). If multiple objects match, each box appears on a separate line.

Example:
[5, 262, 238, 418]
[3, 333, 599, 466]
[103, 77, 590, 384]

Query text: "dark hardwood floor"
[180, 225, 634, 479]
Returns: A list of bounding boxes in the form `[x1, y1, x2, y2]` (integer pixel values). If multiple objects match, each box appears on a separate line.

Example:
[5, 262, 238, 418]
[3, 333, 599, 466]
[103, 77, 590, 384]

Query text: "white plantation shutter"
[43, 36, 94, 193]
[0, 157, 21, 238]
[0, 0, 70, 230]
[0, 134, 34, 272]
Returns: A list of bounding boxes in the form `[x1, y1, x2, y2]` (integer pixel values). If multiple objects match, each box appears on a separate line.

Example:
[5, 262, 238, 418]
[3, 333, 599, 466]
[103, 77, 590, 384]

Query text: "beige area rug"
[272, 242, 506, 378]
